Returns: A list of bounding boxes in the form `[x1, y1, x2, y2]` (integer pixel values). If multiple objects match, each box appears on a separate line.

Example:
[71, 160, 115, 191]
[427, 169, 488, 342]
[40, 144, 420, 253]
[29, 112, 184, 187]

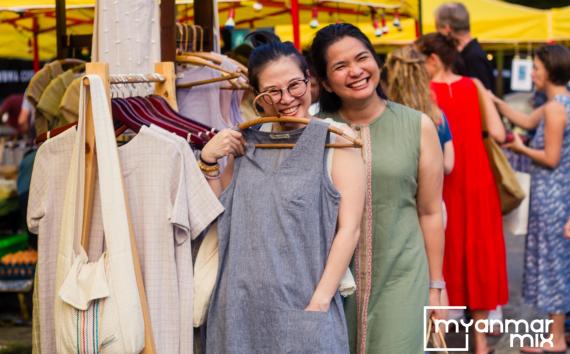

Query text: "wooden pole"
[496, 49, 504, 97]
[160, 0, 176, 61]
[55, 0, 67, 59]
[194, 0, 215, 51]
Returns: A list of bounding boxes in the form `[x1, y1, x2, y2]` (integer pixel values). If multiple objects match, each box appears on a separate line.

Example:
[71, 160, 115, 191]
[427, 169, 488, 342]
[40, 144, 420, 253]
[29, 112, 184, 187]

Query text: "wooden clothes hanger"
[237, 93, 363, 149]
[176, 54, 250, 90]
[239, 117, 362, 149]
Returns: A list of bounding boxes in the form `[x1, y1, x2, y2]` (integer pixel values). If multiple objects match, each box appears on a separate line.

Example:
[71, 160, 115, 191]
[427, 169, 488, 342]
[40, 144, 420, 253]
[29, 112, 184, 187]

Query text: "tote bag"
[503, 171, 531, 236]
[475, 82, 526, 214]
[54, 75, 145, 353]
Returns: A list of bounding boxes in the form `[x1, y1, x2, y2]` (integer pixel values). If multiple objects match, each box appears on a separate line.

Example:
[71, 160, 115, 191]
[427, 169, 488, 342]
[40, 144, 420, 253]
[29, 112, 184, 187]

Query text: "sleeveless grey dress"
[206, 119, 349, 354]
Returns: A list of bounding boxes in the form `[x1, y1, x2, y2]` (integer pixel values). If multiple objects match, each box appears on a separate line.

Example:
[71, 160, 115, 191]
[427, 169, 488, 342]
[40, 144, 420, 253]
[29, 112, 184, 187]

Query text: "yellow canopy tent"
[552, 6, 570, 42]
[1, 0, 569, 60]
[421, 0, 564, 44]
[0, 1, 93, 61]
[273, 0, 570, 48]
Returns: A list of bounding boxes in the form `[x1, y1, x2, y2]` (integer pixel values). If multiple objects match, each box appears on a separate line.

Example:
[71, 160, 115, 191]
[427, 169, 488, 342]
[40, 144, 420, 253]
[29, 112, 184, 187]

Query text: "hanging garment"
[92, 0, 160, 75]
[82, 125, 223, 354]
[25, 61, 64, 107]
[28, 128, 77, 354]
[59, 77, 82, 125]
[54, 75, 145, 353]
[206, 119, 348, 354]
[147, 123, 224, 353]
[36, 69, 78, 133]
[25, 61, 65, 134]
[176, 64, 229, 130]
[29, 123, 222, 354]
[219, 57, 245, 126]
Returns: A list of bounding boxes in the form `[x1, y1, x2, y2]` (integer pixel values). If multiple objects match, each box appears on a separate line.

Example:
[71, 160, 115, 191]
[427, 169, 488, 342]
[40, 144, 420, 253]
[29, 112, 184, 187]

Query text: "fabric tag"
[269, 133, 290, 140]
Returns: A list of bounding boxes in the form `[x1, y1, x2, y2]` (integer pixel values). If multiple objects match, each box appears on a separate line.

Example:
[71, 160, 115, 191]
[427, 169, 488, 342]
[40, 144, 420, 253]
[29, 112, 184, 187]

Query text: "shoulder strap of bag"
[81, 75, 156, 353]
[473, 79, 489, 137]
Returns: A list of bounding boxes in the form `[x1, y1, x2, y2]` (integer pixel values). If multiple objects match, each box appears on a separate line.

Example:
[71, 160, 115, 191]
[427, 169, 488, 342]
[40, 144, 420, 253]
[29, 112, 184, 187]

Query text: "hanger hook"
[252, 91, 281, 118]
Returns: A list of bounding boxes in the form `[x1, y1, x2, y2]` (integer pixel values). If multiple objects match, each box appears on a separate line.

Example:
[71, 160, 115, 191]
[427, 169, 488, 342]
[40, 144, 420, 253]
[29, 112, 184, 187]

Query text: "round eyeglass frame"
[257, 78, 309, 105]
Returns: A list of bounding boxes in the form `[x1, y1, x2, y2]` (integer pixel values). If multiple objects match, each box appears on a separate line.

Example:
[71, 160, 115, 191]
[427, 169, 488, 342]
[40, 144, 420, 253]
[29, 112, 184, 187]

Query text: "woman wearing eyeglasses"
[199, 32, 365, 353]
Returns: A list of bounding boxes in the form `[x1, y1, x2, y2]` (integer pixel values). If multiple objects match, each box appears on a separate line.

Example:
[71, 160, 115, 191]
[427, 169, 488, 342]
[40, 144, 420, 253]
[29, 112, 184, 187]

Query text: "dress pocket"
[286, 309, 332, 354]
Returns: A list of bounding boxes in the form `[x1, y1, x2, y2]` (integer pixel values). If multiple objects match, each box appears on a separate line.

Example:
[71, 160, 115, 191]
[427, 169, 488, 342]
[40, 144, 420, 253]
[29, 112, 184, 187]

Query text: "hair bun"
[244, 31, 281, 48]
[442, 33, 459, 48]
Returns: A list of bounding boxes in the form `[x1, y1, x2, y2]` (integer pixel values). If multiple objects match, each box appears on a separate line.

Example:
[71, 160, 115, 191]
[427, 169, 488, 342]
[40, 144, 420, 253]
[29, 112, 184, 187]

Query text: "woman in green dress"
[311, 24, 446, 353]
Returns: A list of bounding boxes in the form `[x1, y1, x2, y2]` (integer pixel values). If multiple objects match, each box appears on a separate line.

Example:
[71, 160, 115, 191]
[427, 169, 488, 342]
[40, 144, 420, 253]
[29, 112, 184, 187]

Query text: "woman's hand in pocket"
[305, 293, 331, 313]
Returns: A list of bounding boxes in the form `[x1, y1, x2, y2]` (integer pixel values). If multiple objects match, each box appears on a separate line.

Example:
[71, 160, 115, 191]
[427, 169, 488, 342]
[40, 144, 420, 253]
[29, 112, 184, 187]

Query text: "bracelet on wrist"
[199, 153, 218, 166]
[198, 159, 220, 173]
[429, 280, 446, 290]
[204, 171, 222, 180]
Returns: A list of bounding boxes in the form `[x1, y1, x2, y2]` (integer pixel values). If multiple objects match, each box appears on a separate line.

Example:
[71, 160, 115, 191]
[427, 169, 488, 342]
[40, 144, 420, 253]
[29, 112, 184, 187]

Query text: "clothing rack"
[81, 62, 179, 354]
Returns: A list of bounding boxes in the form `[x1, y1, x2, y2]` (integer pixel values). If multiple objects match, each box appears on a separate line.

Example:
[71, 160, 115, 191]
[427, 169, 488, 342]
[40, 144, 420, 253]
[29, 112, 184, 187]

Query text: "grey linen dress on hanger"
[206, 119, 349, 354]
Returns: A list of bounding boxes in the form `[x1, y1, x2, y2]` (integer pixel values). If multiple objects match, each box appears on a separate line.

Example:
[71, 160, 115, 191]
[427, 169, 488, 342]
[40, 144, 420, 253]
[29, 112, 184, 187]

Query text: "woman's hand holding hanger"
[201, 129, 246, 163]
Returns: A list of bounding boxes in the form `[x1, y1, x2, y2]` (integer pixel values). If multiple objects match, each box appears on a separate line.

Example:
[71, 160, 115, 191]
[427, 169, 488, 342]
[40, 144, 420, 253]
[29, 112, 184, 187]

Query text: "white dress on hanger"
[92, 0, 160, 77]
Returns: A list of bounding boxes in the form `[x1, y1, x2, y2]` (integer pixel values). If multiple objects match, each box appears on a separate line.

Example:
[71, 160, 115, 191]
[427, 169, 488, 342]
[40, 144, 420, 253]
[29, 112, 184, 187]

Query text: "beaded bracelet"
[198, 159, 220, 173]
[199, 153, 218, 166]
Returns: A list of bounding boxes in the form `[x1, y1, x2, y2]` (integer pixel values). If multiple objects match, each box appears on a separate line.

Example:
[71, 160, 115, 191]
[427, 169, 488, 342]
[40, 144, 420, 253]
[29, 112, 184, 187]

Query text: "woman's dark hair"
[310, 23, 386, 113]
[244, 31, 308, 91]
[535, 44, 570, 86]
[414, 32, 458, 69]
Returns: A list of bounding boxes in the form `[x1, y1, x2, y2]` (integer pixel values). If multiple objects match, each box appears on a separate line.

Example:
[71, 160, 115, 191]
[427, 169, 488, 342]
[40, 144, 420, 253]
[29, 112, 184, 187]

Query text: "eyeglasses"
[258, 78, 309, 105]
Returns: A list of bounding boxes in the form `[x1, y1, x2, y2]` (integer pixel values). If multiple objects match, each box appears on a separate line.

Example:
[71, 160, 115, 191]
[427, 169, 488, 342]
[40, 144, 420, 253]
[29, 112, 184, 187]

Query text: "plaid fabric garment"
[29, 126, 223, 353]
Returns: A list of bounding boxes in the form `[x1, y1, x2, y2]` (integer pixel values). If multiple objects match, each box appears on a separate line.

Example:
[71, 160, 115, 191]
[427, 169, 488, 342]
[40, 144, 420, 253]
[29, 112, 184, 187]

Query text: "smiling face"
[256, 56, 311, 118]
[321, 36, 381, 105]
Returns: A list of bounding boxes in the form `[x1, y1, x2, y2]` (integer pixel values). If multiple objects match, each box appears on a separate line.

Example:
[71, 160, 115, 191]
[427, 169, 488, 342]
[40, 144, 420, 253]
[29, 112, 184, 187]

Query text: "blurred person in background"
[384, 45, 454, 176]
[435, 2, 495, 92]
[0, 94, 31, 136]
[416, 32, 507, 354]
[489, 44, 570, 353]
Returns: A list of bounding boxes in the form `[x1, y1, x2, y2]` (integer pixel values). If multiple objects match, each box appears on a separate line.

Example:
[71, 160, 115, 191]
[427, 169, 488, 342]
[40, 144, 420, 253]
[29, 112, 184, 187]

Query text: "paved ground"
[0, 230, 567, 353]
[444, 231, 569, 354]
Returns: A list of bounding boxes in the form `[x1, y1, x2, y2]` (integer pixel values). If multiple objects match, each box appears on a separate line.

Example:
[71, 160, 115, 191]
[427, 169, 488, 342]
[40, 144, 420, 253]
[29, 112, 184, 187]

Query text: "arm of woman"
[505, 101, 567, 169]
[473, 79, 506, 143]
[488, 91, 545, 130]
[200, 129, 245, 197]
[565, 216, 570, 239]
[417, 114, 445, 315]
[443, 141, 455, 175]
[305, 142, 366, 312]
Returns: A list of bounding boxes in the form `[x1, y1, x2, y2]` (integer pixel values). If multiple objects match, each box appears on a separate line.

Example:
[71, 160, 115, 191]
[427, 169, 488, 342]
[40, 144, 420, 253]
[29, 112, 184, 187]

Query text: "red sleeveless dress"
[431, 77, 508, 310]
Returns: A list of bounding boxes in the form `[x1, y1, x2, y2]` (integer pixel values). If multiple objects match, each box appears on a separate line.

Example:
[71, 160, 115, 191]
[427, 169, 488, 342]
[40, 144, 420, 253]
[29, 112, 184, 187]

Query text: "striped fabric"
[75, 300, 100, 354]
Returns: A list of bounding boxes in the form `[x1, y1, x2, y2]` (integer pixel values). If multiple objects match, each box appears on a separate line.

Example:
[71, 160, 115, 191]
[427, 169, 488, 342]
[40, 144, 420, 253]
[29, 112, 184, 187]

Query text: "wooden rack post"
[154, 62, 178, 110]
[82, 62, 157, 354]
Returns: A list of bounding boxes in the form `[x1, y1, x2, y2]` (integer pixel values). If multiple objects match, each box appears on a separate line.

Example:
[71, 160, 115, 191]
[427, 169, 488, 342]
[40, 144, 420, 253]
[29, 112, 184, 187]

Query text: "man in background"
[435, 2, 495, 92]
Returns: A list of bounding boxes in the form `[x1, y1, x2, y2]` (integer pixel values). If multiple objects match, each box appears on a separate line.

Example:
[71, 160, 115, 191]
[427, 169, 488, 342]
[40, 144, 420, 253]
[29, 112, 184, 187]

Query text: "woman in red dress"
[417, 33, 508, 354]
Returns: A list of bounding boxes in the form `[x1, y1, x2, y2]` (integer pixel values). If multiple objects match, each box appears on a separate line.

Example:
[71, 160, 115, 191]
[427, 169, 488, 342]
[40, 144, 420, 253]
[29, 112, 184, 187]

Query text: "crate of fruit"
[0, 249, 37, 280]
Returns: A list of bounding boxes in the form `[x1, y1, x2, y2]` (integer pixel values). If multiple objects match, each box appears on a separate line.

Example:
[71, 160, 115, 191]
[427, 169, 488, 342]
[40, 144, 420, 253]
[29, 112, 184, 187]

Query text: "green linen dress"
[328, 101, 429, 354]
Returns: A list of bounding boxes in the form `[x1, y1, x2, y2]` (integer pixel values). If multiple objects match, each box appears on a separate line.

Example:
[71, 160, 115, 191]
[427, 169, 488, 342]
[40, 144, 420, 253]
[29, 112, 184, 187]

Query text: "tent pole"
[418, 0, 423, 37]
[291, 0, 300, 50]
[160, 0, 176, 61]
[195, 0, 215, 51]
[32, 17, 40, 72]
[56, 0, 67, 59]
